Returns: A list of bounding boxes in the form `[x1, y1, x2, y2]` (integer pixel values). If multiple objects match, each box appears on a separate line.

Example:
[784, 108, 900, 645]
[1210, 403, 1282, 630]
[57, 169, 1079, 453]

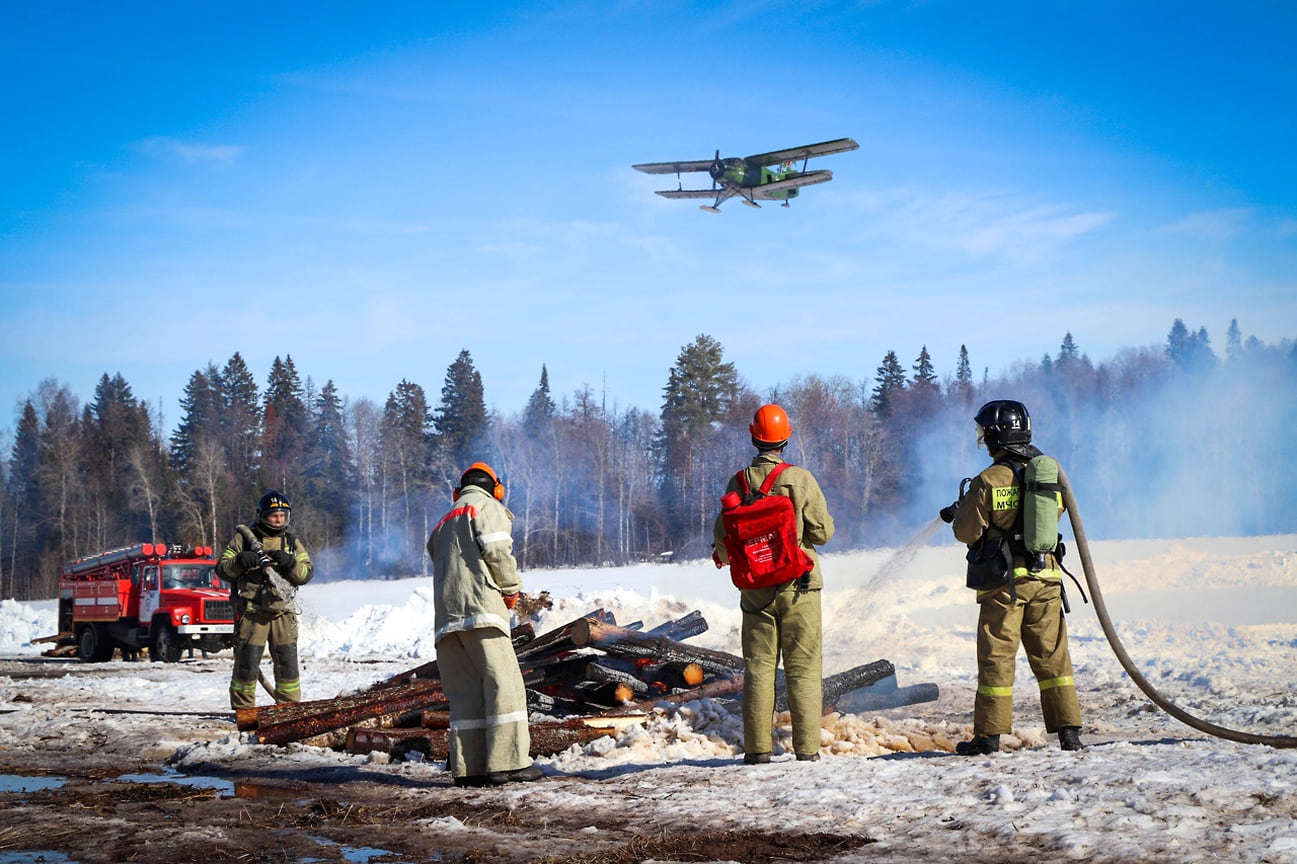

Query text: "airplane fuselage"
[713, 159, 801, 200]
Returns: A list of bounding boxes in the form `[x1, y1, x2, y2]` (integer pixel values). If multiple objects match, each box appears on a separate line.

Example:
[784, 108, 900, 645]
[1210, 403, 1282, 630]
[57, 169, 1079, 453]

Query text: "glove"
[236, 550, 263, 572]
[712, 550, 724, 569]
[267, 549, 296, 573]
[939, 502, 959, 524]
[503, 593, 519, 610]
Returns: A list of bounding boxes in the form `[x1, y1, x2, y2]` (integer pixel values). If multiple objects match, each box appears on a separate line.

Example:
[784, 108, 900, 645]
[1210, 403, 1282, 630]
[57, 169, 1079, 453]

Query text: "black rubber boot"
[743, 752, 771, 765]
[452, 775, 487, 788]
[955, 734, 1000, 755]
[486, 764, 544, 785]
[795, 752, 821, 762]
[1058, 726, 1085, 751]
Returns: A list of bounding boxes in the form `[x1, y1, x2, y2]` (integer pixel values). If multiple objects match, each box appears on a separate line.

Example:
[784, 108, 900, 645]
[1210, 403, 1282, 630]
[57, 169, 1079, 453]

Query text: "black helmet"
[257, 490, 291, 534]
[974, 400, 1031, 449]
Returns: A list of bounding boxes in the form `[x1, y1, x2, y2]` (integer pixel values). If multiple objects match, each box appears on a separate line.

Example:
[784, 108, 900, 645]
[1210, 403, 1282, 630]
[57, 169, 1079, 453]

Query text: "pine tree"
[381, 380, 433, 575]
[870, 350, 907, 415]
[1226, 319, 1243, 362]
[523, 365, 557, 438]
[171, 366, 220, 476]
[1167, 320, 1218, 374]
[956, 346, 972, 386]
[302, 380, 353, 550]
[84, 373, 154, 545]
[657, 334, 742, 553]
[1166, 319, 1191, 368]
[6, 402, 42, 598]
[217, 353, 261, 510]
[911, 346, 937, 388]
[951, 345, 974, 405]
[435, 350, 489, 472]
[261, 355, 309, 494]
[659, 334, 740, 441]
[1058, 332, 1080, 363]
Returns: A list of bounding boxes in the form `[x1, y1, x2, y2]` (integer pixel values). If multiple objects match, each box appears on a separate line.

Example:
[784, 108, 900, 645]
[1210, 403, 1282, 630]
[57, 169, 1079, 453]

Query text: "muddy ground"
[0, 656, 914, 864]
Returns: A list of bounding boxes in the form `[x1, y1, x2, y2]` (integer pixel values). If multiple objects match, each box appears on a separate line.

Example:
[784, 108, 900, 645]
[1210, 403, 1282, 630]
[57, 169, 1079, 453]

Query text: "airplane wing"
[751, 170, 833, 198]
[744, 138, 858, 167]
[655, 188, 723, 199]
[632, 160, 716, 175]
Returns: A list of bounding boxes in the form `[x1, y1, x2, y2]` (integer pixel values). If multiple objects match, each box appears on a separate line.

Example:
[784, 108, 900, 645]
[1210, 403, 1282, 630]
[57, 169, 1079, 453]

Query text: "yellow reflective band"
[991, 486, 1020, 511]
[230, 680, 257, 694]
[277, 680, 301, 694]
[1038, 676, 1074, 691]
[977, 684, 1014, 697]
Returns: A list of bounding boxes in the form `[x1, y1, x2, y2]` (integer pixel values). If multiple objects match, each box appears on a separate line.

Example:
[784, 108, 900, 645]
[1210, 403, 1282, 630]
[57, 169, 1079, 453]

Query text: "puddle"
[233, 780, 314, 802]
[0, 853, 77, 863]
[117, 769, 234, 795]
[0, 774, 66, 794]
[305, 834, 416, 863]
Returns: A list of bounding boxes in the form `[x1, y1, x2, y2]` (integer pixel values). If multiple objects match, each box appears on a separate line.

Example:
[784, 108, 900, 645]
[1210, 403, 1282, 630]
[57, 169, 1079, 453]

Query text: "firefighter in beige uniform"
[218, 490, 313, 710]
[427, 462, 542, 787]
[948, 400, 1083, 754]
[713, 404, 835, 763]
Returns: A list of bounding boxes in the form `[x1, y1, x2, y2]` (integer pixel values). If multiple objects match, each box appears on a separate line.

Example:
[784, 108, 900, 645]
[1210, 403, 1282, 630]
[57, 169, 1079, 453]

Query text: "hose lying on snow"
[1057, 464, 1297, 749]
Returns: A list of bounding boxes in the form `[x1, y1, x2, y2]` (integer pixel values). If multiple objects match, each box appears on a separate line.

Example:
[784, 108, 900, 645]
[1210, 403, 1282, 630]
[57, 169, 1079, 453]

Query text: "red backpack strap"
[735, 469, 752, 496]
[757, 462, 793, 495]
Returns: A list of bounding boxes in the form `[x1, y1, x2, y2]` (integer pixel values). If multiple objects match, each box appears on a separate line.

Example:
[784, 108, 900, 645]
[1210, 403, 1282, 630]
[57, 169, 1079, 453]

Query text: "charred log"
[571, 617, 743, 676]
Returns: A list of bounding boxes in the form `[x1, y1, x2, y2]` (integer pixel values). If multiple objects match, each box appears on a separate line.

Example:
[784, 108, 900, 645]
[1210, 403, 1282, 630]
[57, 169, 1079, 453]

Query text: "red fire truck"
[45, 543, 236, 662]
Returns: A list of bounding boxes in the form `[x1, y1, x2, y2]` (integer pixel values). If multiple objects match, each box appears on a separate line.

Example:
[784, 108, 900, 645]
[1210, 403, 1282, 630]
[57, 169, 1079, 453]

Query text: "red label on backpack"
[720, 463, 813, 590]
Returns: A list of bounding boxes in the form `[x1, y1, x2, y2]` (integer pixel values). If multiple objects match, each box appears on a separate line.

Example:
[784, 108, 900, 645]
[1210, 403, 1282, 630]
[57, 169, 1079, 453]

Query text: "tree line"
[2, 318, 1293, 600]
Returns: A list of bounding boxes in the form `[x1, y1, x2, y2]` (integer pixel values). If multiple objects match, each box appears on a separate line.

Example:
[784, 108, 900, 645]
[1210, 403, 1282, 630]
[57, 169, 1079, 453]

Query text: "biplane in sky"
[632, 138, 858, 212]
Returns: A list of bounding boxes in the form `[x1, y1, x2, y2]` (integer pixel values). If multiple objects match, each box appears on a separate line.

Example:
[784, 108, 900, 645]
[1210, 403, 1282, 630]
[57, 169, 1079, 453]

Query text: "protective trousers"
[229, 611, 301, 710]
[974, 577, 1081, 735]
[437, 629, 531, 779]
[741, 585, 822, 757]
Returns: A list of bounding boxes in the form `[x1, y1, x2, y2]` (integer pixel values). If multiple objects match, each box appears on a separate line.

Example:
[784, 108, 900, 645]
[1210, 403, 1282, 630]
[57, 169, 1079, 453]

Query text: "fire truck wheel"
[151, 622, 181, 664]
[76, 624, 114, 663]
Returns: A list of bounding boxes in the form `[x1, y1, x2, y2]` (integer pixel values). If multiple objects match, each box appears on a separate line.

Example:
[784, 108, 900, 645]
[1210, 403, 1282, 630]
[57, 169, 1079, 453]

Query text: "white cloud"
[855, 186, 1114, 266]
[1157, 208, 1252, 241]
[136, 137, 248, 163]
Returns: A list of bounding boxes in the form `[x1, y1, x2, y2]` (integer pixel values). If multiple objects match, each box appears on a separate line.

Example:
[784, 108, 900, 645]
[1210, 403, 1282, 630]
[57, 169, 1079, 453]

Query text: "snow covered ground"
[2, 532, 1296, 863]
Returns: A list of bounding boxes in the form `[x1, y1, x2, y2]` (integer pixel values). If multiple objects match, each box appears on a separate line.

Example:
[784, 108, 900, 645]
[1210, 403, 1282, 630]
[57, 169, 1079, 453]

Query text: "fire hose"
[1056, 464, 1297, 749]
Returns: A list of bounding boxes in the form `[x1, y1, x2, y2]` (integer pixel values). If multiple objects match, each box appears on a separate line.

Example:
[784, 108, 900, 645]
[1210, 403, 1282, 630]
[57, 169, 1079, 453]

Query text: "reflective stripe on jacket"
[427, 485, 521, 643]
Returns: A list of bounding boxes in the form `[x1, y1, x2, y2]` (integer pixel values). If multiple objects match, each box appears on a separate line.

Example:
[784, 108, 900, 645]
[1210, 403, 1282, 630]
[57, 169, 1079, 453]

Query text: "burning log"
[572, 679, 637, 709]
[627, 675, 744, 710]
[571, 617, 744, 677]
[584, 661, 650, 694]
[254, 680, 446, 746]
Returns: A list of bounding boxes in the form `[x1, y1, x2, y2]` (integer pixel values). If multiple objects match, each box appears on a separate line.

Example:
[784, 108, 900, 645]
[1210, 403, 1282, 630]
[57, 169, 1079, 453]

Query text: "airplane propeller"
[709, 149, 724, 186]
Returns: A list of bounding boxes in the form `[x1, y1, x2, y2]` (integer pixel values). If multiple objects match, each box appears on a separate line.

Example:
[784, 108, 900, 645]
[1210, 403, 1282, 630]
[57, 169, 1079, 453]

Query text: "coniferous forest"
[2, 319, 1293, 601]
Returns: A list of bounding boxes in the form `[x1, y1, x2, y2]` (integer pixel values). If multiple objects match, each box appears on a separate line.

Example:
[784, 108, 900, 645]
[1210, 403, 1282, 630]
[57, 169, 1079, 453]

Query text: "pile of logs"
[234, 608, 938, 760]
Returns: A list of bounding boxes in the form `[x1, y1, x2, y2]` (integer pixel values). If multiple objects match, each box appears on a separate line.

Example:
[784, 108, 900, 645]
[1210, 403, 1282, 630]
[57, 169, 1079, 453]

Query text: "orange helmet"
[459, 461, 505, 501]
[749, 404, 791, 449]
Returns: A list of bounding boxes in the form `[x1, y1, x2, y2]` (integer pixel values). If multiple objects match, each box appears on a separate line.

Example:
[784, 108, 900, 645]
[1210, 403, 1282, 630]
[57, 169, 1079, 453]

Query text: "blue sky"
[3, 1, 1294, 435]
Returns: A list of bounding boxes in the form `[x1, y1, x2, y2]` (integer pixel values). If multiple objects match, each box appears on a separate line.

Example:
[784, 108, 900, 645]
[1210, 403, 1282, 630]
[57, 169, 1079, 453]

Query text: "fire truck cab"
[50, 543, 236, 663]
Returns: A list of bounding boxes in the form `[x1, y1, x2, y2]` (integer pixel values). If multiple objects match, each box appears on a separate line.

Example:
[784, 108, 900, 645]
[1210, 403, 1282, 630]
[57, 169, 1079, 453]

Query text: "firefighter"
[947, 400, 1084, 754]
[426, 462, 542, 787]
[713, 404, 835, 763]
[218, 490, 313, 710]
